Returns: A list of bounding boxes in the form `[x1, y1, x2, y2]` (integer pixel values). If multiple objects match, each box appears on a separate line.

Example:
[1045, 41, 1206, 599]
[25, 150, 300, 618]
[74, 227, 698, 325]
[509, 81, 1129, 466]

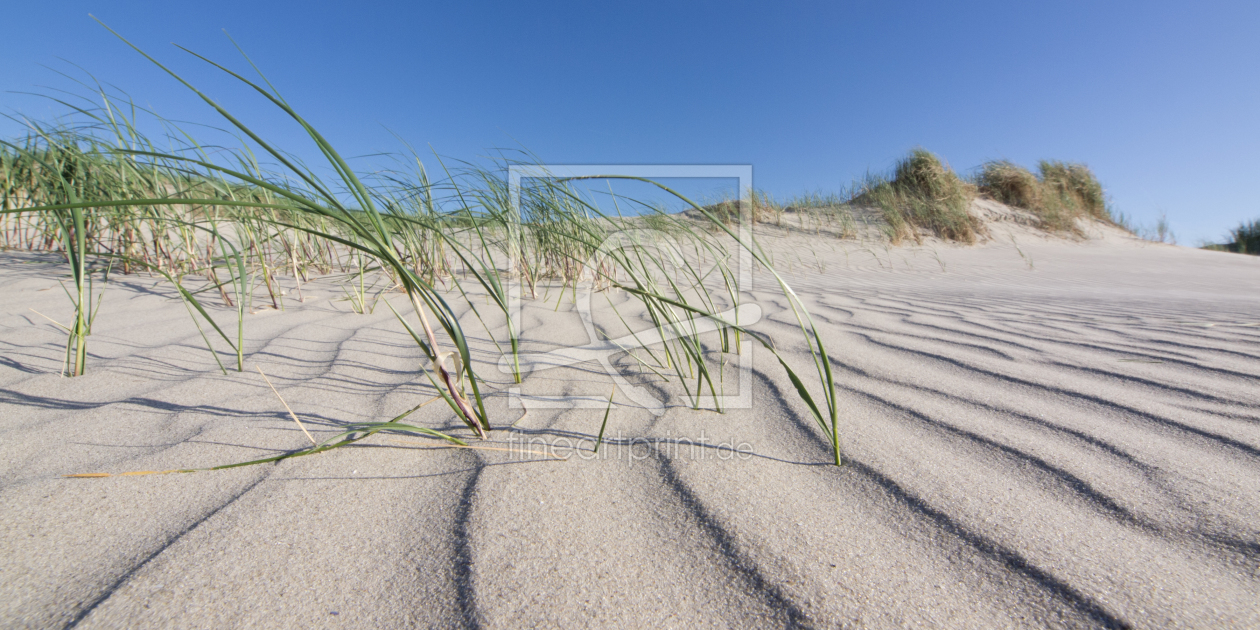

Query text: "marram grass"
[1227, 219, 1260, 254]
[853, 149, 983, 244]
[6, 26, 1126, 471]
[6, 22, 846, 467]
[976, 159, 1113, 233]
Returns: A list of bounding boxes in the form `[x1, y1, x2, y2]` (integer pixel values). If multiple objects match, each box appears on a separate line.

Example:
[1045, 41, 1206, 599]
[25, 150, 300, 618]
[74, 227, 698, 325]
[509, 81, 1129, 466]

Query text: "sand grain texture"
[2, 224, 1258, 629]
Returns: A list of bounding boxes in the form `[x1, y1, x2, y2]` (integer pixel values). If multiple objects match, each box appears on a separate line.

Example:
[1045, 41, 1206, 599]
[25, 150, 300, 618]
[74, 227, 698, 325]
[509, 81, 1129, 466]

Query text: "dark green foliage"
[1223, 219, 1260, 254]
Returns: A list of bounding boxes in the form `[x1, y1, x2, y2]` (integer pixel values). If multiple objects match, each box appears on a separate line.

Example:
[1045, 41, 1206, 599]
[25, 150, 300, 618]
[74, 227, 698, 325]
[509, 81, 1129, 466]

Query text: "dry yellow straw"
[65, 470, 187, 478]
[256, 365, 317, 446]
[508, 409, 530, 429]
[62, 394, 493, 478]
[29, 308, 69, 331]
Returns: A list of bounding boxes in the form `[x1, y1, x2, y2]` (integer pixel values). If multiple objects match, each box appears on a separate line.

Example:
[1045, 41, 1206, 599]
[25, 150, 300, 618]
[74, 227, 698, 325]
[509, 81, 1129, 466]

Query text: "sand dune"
[2, 221, 1258, 628]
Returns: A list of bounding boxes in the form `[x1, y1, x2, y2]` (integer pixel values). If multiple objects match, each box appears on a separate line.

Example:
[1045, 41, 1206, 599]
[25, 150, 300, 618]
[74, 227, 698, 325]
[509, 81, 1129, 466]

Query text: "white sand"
[2, 213, 1259, 628]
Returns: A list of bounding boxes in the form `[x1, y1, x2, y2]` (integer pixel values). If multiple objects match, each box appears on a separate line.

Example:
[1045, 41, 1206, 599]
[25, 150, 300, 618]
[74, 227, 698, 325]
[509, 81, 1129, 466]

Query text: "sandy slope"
[2, 219, 1258, 629]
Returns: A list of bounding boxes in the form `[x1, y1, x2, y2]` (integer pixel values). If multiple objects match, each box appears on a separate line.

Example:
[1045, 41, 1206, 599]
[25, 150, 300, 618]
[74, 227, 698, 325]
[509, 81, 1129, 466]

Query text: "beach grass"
[2, 23, 846, 466]
[976, 161, 1042, 214]
[1203, 218, 1260, 254]
[1038, 160, 1108, 221]
[855, 149, 982, 244]
[976, 159, 1113, 234]
[1228, 219, 1260, 254]
[0, 24, 1131, 468]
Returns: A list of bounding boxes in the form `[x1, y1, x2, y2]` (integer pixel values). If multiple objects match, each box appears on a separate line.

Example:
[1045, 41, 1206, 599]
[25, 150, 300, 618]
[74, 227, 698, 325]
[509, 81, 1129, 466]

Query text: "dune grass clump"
[700, 192, 781, 226]
[1038, 160, 1107, 221]
[975, 160, 1078, 232]
[858, 149, 981, 244]
[975, 161, 1041, 212]
[975, 159, 1112, 233]
[1, 124, 347, 375]
[1219, 218, 1260, 254]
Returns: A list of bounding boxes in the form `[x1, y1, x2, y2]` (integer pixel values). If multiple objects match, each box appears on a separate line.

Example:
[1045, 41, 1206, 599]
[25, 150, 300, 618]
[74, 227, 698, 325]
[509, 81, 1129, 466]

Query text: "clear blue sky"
[3, 1, 1257, 244]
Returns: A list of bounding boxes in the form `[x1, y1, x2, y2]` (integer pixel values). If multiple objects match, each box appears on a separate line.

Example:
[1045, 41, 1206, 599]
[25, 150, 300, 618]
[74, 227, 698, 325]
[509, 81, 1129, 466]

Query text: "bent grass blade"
[64, 396, 462, 478]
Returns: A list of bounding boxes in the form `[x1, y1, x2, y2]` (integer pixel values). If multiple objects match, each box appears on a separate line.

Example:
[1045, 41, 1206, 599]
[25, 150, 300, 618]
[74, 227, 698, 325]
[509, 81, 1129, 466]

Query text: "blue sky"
[3, 1, 1257, 244]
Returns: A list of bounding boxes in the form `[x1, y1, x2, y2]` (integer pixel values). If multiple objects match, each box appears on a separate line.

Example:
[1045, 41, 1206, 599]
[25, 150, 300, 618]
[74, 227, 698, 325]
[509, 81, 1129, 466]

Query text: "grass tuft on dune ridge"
[1038, 160, 1108, 221]
[977, 159, 1112, 234]
[856, 148, 982, 244]
[975, 160, 1042, 214]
